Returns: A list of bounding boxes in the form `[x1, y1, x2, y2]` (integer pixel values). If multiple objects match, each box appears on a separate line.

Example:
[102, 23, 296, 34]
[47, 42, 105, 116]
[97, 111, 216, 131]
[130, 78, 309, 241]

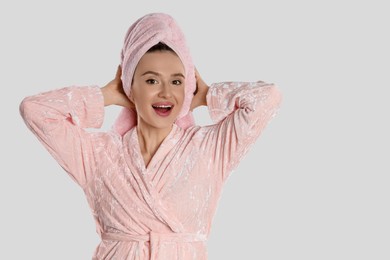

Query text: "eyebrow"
[141, 71, 185, 78]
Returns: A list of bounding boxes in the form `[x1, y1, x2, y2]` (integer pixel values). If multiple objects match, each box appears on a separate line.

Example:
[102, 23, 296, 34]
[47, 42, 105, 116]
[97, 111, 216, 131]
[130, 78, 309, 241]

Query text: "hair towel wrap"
[113, 13, 196, 135]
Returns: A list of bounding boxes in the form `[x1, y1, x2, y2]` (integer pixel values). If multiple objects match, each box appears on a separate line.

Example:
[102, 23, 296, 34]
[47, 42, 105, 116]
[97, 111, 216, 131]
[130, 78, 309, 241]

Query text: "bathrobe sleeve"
[205, 81, 282, 182]
[19, 86, 104, 188]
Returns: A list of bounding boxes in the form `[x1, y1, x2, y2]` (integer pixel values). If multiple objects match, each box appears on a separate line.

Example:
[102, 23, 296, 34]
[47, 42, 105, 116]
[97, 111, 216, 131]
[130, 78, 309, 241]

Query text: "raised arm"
[19, 66, 132, 188]
[19, 84, 104, 188]
[199, 75, 283, 182]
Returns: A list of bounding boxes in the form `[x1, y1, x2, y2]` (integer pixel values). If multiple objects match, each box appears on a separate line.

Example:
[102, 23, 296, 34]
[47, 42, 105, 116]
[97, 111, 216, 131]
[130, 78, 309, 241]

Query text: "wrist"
[101, 86, 114, 106]
[200, 86, 208, 106]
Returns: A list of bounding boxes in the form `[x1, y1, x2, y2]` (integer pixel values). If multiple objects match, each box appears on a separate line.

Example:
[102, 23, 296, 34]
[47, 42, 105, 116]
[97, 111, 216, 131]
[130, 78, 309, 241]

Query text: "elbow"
[251, 83, 283, 119]
[268, 84, 283, 107]
[19, 97, 37, 123]
[19, 97, 30, 119]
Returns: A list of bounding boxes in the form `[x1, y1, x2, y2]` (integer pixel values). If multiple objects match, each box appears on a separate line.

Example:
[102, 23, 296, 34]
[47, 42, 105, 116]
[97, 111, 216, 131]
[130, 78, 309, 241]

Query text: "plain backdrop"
[1, 0, 389, 259]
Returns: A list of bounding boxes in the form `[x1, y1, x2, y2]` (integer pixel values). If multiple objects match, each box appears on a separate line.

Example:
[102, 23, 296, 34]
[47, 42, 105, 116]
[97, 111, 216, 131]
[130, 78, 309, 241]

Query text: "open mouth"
[152, 104, 173, 111]
[152, 103, 174, 117]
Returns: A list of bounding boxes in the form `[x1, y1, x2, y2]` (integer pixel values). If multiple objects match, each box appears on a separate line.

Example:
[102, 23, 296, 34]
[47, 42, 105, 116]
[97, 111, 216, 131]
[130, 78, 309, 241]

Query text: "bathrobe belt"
[102, 231, 207, 243]
[102, 231, 207, 259]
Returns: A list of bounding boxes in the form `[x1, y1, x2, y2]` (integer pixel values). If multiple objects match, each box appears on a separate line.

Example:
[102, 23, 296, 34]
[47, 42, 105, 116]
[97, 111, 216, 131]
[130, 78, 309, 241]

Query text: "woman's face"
[131, 51, 185, 130]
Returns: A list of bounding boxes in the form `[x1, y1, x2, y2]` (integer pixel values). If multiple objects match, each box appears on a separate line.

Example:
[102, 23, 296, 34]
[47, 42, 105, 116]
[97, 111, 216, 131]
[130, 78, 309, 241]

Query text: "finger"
[116, 65, 122, 78]
[194, 67, 200, 79]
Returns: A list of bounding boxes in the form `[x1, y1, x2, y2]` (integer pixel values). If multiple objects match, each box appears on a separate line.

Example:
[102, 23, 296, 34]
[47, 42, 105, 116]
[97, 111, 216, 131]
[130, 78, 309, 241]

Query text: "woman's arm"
[19, 85, 103, 188]
[199, 74, 283, 182]
[19, 65, 131, 187]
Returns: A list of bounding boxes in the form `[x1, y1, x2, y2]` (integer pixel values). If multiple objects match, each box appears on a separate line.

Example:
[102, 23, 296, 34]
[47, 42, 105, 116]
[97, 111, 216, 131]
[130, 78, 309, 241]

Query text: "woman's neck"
[136, 123, 173, 167]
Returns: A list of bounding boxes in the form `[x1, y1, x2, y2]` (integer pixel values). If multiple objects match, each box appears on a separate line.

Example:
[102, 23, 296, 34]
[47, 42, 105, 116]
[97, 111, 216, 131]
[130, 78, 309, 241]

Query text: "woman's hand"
[101, 65, 134, 109]
[190, 68, 209, 111]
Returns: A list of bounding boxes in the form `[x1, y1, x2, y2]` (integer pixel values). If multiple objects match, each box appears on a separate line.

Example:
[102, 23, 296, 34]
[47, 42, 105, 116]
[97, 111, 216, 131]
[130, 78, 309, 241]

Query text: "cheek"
[131, 84, 151, 103]
[175, 87, 185, 104]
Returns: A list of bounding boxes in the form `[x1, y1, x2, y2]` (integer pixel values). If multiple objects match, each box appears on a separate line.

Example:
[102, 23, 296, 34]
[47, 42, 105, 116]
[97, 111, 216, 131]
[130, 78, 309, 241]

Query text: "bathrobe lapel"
[122, 125, 185, 233]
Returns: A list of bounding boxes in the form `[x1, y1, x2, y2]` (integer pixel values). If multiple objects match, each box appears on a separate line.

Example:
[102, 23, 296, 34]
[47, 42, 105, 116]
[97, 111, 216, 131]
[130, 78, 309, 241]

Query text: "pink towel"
[113, 13, 196, 135]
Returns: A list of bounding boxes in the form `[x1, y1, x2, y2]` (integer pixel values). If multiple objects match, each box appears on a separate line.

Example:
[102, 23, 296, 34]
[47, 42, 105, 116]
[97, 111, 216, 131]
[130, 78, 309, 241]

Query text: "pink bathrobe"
[20, 81, 282, 259]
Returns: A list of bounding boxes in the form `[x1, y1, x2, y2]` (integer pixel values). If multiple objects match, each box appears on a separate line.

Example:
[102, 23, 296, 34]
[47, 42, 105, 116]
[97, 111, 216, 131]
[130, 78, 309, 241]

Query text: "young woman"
[20, 13, 282, 260]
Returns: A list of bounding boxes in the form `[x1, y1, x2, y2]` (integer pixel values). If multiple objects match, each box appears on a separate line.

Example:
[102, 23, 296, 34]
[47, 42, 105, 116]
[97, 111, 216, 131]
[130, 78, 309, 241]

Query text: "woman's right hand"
[101, 65, 134, 109]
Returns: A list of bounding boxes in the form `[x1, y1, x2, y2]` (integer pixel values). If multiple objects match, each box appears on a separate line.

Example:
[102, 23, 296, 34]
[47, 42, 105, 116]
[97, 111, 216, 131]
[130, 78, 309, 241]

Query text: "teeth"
[153, 105, 172, 108]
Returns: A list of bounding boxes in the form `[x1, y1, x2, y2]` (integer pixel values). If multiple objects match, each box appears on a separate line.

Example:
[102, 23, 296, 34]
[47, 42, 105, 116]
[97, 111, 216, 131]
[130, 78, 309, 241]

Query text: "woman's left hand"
[190, 68, 209, 111]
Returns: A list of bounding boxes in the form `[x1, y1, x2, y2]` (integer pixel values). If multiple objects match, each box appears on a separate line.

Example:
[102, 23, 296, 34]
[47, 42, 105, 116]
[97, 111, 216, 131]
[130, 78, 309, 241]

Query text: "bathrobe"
[20, 81, 282, 259]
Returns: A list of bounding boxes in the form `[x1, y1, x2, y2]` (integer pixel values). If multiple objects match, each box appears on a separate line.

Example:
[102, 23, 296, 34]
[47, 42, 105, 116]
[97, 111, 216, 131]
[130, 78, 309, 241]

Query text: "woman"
[20, 13, 282, 260]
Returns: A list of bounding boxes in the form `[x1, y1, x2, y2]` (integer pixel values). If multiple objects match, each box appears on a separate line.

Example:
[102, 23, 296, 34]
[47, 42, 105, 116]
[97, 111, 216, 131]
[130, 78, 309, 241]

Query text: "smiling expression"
[130, 51, 185, 130]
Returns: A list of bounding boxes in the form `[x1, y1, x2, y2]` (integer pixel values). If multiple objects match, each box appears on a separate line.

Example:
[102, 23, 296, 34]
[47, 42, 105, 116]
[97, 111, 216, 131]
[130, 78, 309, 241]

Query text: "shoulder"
[180, 124, 220, 144]
[86, 129, 124, 150]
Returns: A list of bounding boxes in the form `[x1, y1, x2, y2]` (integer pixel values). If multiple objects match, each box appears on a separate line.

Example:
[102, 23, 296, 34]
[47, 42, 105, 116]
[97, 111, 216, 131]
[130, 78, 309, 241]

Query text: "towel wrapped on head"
[113, 13, 196, 135]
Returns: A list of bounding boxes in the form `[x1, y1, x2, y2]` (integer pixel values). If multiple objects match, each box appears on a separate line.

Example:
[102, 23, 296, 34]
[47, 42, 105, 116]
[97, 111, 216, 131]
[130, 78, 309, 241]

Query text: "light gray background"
[1, 0, 389, 259]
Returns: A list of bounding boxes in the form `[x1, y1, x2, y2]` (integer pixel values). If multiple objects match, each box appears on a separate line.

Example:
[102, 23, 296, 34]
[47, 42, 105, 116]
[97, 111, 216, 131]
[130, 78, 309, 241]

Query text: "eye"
[146, 79, 158, 84]
[172, 80, 182, 85]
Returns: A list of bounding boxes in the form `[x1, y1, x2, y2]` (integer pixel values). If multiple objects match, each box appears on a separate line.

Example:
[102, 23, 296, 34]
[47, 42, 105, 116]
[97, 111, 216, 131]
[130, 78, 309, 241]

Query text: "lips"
[152, 102, 174, 117]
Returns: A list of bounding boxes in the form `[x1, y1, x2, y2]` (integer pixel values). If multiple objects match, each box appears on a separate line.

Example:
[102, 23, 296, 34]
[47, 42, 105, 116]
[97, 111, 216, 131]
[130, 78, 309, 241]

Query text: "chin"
[149, 119, 176, 130]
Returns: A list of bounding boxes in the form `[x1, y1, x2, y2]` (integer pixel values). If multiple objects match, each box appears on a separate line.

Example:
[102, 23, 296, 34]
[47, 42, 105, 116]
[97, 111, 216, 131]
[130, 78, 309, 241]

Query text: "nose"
[158, 82, 172, 98]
